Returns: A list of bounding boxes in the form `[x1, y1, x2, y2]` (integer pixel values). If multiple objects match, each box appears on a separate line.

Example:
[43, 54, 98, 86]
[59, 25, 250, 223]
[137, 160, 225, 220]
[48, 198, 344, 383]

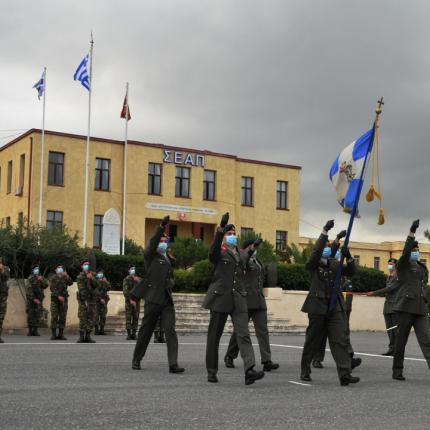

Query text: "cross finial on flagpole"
[376, 96, 384, 114]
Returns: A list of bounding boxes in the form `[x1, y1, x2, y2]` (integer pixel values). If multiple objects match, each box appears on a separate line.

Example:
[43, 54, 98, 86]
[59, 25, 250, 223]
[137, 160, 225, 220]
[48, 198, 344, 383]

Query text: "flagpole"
[329, 97, 384, 310]
[82, 33, 94, 247]
[37, 67, 47, 225]
[121, 82, 129, 255]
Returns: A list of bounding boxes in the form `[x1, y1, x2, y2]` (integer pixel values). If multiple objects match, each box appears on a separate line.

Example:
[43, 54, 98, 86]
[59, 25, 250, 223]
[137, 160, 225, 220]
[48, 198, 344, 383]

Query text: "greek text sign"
[146, 202, 217, 216]
[163, 150, 205, 167]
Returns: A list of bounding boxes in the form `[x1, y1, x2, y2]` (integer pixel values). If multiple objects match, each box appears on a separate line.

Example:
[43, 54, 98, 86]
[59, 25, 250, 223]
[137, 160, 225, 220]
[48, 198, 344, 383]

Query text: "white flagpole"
[82, 33, 94, 247]
[121, 82, 129, 255]
[37, 67, 47, 225]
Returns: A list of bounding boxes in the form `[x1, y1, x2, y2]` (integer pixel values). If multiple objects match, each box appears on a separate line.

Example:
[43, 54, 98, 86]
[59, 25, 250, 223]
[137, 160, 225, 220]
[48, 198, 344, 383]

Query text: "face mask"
[158, 242, 168, 253]
[410, 251, 420, 262]
[335, 250, 341, 261]
[33, 268, 40, 276]
[387, 264, 395, 272]
[129, 269, 136, 276]
[56, 267, 64, 274]
[322, 247, 331, 259]
[96, 273, 103, 279]
[225, 235, 238, 247]
[83, 265, 90, 272]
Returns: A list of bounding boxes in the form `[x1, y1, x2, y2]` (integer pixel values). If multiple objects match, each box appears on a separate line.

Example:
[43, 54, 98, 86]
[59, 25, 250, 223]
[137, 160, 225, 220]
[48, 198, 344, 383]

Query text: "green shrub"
[190, 259, 214, 291]
[170, 237, 209, 269]
[239, 231, 279, 265]
[350, 266, 387, 292]
[277, 263, 311, 290]
[173, 269, 193, 292]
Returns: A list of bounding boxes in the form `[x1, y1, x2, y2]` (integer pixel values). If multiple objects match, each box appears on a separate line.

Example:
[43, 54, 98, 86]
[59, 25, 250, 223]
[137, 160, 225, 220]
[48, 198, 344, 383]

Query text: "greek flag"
[33, 70, 45, 100]
[73, 54, 90, 91]
[329, 129, 374, 213]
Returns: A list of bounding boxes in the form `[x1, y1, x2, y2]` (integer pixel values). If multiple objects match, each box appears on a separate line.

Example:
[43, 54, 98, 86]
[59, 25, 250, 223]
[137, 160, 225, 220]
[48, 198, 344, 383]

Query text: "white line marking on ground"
[288, 380, 311, 386]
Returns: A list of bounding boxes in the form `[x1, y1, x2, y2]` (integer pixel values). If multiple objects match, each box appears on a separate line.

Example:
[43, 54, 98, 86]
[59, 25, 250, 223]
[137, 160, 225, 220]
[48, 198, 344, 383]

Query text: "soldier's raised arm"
[145, 216, 170, 260]
[398, 220, 419, 270]
[209, 212, 230, 264]
[305, 220, 334, 271]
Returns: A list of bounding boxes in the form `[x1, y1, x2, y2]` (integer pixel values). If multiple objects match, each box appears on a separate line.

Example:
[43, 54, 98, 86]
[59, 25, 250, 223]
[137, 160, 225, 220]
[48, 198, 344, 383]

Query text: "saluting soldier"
[123, 266, 141, 340]
[300, 220, 359, 386]
[76, 261, 99, 343]
[0, 257, 11, 343]
[131, 216, 184, 373]
[49, 264, 73, 340]
[95, 269, 110, 335]
[224, 238, 279, 372]
[366, 258, 400, 356]
[26, 264, 48, 336]
[203, 212, 264, 385]
[392, 220, 430, 380]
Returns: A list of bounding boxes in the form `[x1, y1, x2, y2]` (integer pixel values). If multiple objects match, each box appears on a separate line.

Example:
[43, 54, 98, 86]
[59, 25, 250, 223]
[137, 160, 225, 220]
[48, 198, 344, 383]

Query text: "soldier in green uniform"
[300, 220, 359, 386]
[76, 261, 99, 343]
[224, 238, 279, 372]
[123, 266, 141, 340]
[203, 213, 264, 385]
[392, 220, 430, 380]
[367, 258, 400, 356]
[0, 257, 11, 343]
[26, 265, 48, 336]
[49, 264, 73, 340]
[131, 216, 184, 374]
[95, 270, 110, 335]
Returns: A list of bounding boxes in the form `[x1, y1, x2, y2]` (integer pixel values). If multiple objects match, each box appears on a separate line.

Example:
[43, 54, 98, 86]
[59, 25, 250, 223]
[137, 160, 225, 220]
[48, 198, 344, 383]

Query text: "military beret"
[388, 258, 397, 263]
[223, 224, 236, 233]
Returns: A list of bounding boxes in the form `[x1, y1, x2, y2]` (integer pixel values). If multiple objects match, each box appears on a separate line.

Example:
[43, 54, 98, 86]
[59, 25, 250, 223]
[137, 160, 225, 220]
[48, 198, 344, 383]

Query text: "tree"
[286, 241, 314, 264]
[238, 231, 279, 265]
[169, 237, 209, 269]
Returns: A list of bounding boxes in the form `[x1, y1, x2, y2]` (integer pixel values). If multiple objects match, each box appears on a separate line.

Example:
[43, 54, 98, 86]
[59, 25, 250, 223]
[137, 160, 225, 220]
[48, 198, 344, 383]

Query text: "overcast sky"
[1, 0, 429, 243]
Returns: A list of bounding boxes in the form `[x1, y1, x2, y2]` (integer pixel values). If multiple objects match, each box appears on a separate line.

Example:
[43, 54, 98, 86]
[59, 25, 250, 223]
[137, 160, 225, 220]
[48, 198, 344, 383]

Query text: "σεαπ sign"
[163, 150, 205, 167]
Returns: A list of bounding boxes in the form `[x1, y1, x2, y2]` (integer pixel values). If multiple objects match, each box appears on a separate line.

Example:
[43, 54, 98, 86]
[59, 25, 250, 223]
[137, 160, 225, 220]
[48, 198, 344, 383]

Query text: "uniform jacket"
[76, 271, 99, 304]
[202, 229, 252, 314]
[301, 233, 356, 315]
[123, 275, 140, 300]
[49, 273, 73, 299]
[393, 235, 429, 316]
[372, 274, 400, 315]
[97, 278, 111, 302]
[131, 226, 175, 306]
[244, 256, 267, 311]
[26, 275, 48, 304]
[0, 265, 11, 297]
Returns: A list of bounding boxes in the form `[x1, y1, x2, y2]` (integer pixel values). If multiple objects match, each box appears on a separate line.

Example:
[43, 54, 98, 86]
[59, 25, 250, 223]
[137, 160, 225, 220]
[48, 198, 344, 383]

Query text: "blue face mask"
[322, 247, 331, 259]
[83, 265, 90, 272]
[335, 250, 341, 261]
[96, 273, 103, 279]
[158, 242, 168, 253]
[387, 264, 395, 272]
[33, 268, 40, 276]
[129, 269, 136, 276]
[410, 251, 420, 262]
[225, 235, 238, 247]
[56, 267, 64, 274]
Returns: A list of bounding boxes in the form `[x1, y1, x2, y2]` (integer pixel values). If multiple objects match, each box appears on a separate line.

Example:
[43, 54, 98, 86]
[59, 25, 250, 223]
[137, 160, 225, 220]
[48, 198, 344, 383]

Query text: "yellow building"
[0, 129, 301, 250]
[299, 236, 430, 274]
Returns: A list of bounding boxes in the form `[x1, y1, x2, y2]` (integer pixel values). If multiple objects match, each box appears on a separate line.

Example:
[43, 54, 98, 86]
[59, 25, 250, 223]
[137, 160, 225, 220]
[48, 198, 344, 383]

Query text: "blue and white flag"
[329, 129, 374, 213]
[33, 70, 45, 100]
[74, 54, 90, 91]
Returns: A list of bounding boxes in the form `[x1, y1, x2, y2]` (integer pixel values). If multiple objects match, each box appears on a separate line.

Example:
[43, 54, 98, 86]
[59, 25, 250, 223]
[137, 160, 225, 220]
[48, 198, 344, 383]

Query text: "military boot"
[245, 367, 265, 385]
[57, 328, 67, 340]
[33, 327, 40, 336]
[50, 328, 57, 340]
[131, 329, 137, 340]
[27, 327, 33, 336]
[99, 326, 105, 335]
[76, 331, 85, 343]
[85, 331, 96, 343]
[158, 330, 165, 343]
[263, 360, 279, 371]
[153, 330, 160, 343]
[126, 329, 132, 340]
[94, 325, 100, 335]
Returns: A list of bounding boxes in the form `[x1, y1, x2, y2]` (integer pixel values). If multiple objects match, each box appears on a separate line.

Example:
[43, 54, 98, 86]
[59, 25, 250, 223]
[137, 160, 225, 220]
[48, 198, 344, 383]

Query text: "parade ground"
[0, 332, 429, 430]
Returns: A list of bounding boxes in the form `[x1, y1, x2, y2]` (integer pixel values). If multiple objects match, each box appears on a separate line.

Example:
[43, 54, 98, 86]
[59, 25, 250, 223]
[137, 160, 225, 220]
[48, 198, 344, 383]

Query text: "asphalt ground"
[0, 332, 429, 430]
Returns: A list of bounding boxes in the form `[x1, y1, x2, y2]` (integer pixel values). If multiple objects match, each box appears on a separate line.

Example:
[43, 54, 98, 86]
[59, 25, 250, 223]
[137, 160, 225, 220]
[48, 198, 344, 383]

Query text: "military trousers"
[301, 312, 351, 379]
[95, 302, 108, 328]
[225, 309, 271, 363]
[125, 300, 140, 331]
[133, 302, 178, 366]
[206, 311, 255, 374]
[393, 312, 430, 373]
[51, 298, 68, 329]
[0, 292, 9, 333]
[78, 301, 96, 332]
[26, 302, 42, 327]
[383, 313, 397, 353]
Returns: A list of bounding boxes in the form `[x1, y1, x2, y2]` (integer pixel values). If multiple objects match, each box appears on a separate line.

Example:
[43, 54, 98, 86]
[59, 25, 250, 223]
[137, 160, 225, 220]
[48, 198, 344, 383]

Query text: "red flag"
[120, 96, 131, 120]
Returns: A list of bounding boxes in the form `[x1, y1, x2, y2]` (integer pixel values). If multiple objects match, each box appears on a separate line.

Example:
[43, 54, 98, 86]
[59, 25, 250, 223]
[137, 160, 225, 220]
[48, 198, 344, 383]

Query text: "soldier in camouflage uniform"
[26, 265, 48, 336]
[95, 270, 110, 335]
[123, 266, 141, 340]
[76, 261, 99, 343]
[0, 257, 11, 343]
[49, 264, 73, 340]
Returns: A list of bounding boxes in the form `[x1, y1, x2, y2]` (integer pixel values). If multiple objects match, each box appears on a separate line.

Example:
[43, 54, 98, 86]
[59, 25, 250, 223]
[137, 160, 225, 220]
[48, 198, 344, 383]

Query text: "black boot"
[153, 330, 160, 343]
[99, 326, 105, 335]
[169, 364, 185, 373]
[340, 374, 360, 386]
[312, 360, 324, 369]
[57, 328, 67, 340]
[131, 329, 137, 340]
[351, 356, 362, 369]
[126, 329, 132, 340]
[392, 371, 406, 381]
[50, 328, 57, 340]
[132, 359, 141, 370]
[207, 371, 218, 383]
[224, 356, 235, 368]
[245, 366, 265, 385]
[85, 331, 96, 343]
[27, 327, 33, 336]
[381, 350, 394, 356]
[33, 327, 40, 337]
[158, 330, 165, 343]
[263, 360, 279, 371]
[76, 331, 85, 343]
[94, 325, 100, 335]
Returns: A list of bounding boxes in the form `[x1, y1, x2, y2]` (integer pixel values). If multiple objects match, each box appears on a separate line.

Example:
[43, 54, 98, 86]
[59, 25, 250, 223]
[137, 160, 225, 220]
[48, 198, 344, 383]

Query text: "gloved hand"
[220, 212, 230, 228]
[323, 220, 335, 232]
[253, 238, 263, 247]
[341, 246, 352, 260]
[337, 230, 347, 240]
[161, 215, 170, 227]
[410, 219, 419, 233]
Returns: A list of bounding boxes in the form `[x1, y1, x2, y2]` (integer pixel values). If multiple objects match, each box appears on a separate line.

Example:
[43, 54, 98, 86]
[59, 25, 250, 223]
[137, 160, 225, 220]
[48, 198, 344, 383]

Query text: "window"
[175, 167, 190, 198]
[374, 256, 380, 270]
[241, 176, 254, 206]
[46, 210, 63, 231]
[19, 154, 25, 189]
[148, 163, 162, 195]
[241, 227, 254, 238]
[276, 230, 288, 251]
[354, 255, 360, 265]
[95, 158, 110, 191]
[277, 180, 288, 209]
[48, 152, 64, 186]
[7, 160, 12, 194]
[93, 215, 103, 248]
[203, 170, 216, 201]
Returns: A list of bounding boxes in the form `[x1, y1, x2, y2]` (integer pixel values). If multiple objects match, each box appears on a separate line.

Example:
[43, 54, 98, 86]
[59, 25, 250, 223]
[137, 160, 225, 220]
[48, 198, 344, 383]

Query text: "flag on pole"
[74, 54, 91, 91]
[33, 70, 46, 99]
[120, 94, 131, 120]
[329, 128, 375, 213]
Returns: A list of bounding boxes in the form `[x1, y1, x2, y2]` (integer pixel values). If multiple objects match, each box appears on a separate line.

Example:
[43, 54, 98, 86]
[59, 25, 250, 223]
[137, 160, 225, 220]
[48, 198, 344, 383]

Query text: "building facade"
[0, 129, 301, 249]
